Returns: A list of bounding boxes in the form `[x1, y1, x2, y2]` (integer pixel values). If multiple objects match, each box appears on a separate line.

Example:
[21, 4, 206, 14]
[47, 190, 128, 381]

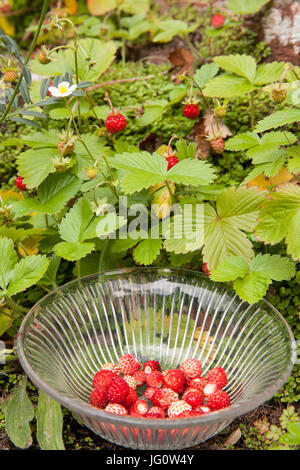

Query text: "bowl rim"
[17, 266, 297, 428]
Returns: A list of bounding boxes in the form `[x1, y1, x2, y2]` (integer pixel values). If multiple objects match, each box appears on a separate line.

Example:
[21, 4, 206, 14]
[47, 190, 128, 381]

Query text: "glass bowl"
[17, 268, 296, 450]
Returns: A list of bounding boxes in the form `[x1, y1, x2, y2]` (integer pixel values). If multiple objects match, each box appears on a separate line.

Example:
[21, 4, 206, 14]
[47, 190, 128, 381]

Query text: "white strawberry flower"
[48, 81, 77, 98]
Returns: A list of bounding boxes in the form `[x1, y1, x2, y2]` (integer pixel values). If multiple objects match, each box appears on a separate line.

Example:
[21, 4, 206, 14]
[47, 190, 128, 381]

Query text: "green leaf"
[204, 74, 255, 97]
[153, 20, 194, 42]
[225, 132, 260, 151]
[256, 184, 300, 260]
[17, 148, 57, 189]
[49, 107, 71, 120]
[255, 108, 300, 133]
[0, 237, 18, 289]
[58, 198, 95, 243]
[74, 134, 109, 179]
[120, 0, 149, 14]
[203, 187, 266, 270]
[227, 0, 271, 15]
[2, 377, 34, 449]
[54, 241, 95, 261]
[133, 238, 162, 265]
[210, 256, 249, 281]
[234, 272, 270, 303]
[167, 159, 215, 186]
[249, 253, 295, 281]
[194, 63, 219, 89]
[13, 173, 81, 216]
[137, 103, 166, 126]
[175, 140, 197, 160]
[7, 255, 49, 296]
[214, 54, 257, 83]
[36, 391, 65, 450]
[254, 62, 286, 85]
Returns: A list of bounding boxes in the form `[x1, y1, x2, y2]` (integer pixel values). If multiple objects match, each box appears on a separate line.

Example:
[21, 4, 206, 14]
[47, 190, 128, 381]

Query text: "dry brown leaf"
[169, 48, 193, 83]
[247, 168, 295, 191]
[18, 235, 42, 257]
[203, 109, 233, 139]
[224, 428, 242, 446]
[0, 190, 24, 203]
[194, 119, 211, 159]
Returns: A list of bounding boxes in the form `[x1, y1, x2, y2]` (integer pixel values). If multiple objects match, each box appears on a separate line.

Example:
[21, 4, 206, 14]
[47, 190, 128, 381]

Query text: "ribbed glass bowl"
[17, 268, 296, 450]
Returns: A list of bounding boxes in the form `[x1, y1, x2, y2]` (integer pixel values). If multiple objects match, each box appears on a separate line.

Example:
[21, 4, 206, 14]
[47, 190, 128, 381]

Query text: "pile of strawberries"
[89, 354, 230, 418]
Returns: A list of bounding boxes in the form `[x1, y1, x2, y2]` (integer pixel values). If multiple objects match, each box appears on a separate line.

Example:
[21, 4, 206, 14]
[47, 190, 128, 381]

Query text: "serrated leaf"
[36, 391, 65, 450]
[194, 63, 219, 88]
[167, 159, 215, 186]
[7, 255, 49, 296]
[2, 377, 34, 449]
[255, 108, 300, 133]
[254, 62, 286, 85]
[214, 55, 257, 83]
[138, 104, 166, 126]
[17, 148, 57, 189]
[225, 132, 260, 151]
[234, 272, 270, 303]
[227, 0, 271, 15]
[256, 184, 300, 260]
[37, 255, 61, 286]
[210, 256, 249, 282]
[49, 107, 71, 120]
[58, 198, 94, 243]
[250, 253, 295, 281]
[0, 237, 18, 289]
[175, 141, 197, 160]
[74, 134, 109, 179]
[55, 241, 95, 261]
[133, 238, 162, 265]
[204, 74, 255, 97]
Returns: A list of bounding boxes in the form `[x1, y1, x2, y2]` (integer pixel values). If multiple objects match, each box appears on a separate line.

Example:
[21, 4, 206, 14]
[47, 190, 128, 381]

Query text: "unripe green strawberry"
[87, 168, 99, 179]
[214, 105, 227, 118]
[272, 88, 287, 104]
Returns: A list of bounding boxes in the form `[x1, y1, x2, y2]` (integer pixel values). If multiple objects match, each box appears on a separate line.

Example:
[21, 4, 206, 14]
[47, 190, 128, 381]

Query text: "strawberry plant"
[0, 0, 299, 451]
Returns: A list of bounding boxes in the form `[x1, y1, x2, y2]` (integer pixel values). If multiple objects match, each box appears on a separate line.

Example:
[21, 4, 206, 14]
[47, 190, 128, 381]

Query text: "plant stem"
[5, 295, 28, 315]
[183, 33, 203, 62]
[165, 180, 176, 205]
[250, 92, 255, 130]
[86, 72, 169, 92]
[0, 0, 49, 123]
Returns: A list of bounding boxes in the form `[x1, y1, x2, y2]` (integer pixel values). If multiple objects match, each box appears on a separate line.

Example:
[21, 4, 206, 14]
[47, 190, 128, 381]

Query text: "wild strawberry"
[57, 140, 75, 157]
[207, 389, 230, 410]
[210, 137, 225, 154]
[16, 176, 27, 191]
[207, 366, 227, 389]
[177, 410, 200, 418]
[167, 400, 192, 418]
[202, 262, 211, 276]
[163, 369, 185, 393]
[146, 371, 164, 388]
[183, 104, 200, 119]
[89, 387, 108, 408]
[105, 403, 128, 415]
[87, 168, 99, 179]
[3, 69, 17, 83]
[143, 360, 161, 374]
[133, 370, 146, 385]
[272, 88, 287, 103]
[211, 14, 225, 29]
[105, 112, 127, 133]
[124, 388, 138, 409]
[118, 354, 140, 375]
[182, 388, 204, 408]
[194, 405, 211, 414]
[214, 104, 227, 118]
[102, 362, 120, 375]
[144, 387, 157, 401]
[187, 376, 208, 393]
[203, 382, 218, 397]
[38, 47, 51, 65]
[123, 375, 137, 390]
[166, 155, 179, 170]
[107, 376, 130, 404]
[147, 406, 165, 419]
[93, 370, 116, 389]
[47, 81, 53, 97]
[152, 388, 179, 410]
[180, 358, 202, 380]
[130, 399, 149, 417]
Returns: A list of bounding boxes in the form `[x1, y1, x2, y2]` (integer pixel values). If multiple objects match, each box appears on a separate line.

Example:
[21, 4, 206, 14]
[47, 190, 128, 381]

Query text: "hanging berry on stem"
[105, 92, 127, 134]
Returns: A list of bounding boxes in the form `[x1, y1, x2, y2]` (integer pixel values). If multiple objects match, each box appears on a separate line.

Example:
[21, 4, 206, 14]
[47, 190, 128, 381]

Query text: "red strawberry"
[107, 376, 130, 404]
[124, 388, 138, 409]
[105, 403, 128, 415]
[182, 388, 204, 408]
[167, 400, 192, 418]
[16, 176, 27, 191]
[93, 370, 116, 389]
[130, 399, 149, 417]
[47, 81, 53, 97]
[207, 389, 230, 410]
[166, 155, 179, 171]
[180, 358, 202, 380]
[210, 137, 225, 154]
[163, 369, 185, 393]
[147, 406, 165, 419]
[123, 375, 137, 390]
[152, 388, 179, 410]
[102, 362, 121, 375]
[203, 382, 218, 397]
[177, 410, 201, 418]
[143, 360, 161, 374]
[89, 387, 108, 408]
[194, 405, 211, 414]
[187, 376, 208, 393]
[211, 14, 225, 29]
[202, 262, 211, 276]
[105, 112, 127, 133]
[144, 387, 157, 401]
[207, 366, 227, 389]
[133, 370, 146, 385]
[118, 354, 140, 375]
[146, 371, 164, 388]
[183, 104, 200, 119]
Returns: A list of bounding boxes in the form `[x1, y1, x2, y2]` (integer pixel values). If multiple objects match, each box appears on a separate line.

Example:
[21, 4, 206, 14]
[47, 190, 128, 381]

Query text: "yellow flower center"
[58, 85, 68, 94]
